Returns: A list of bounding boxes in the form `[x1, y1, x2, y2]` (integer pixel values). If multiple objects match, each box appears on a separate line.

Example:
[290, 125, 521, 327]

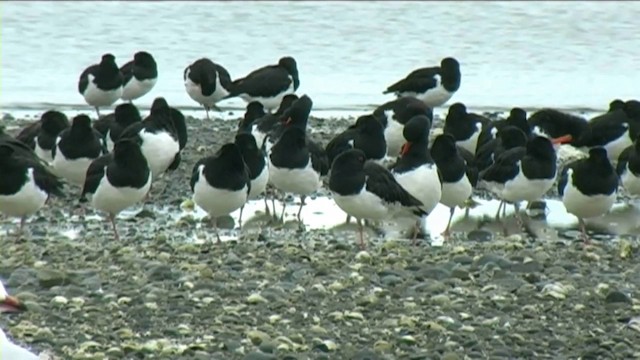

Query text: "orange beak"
[551, 134, 573, 145]
[1, 295, 26, 313]
[400, 142, 412, 155]
[284, 117, 292, 125]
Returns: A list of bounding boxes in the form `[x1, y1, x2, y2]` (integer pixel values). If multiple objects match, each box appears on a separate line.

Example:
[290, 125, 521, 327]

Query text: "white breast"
[193, 166, 248, 217]
[139, 130, 180, 180]
[268, 158, 321, 196]
[91, 170, 152, 215]
[0, 168, 48, 217]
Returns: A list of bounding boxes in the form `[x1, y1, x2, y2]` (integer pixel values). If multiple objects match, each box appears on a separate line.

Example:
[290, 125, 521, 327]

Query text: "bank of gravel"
[1, 112, 640, 360]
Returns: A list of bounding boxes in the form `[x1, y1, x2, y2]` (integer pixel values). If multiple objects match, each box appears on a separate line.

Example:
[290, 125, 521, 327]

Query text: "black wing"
[474, 137, 499, 171]
[15, 122, 41, 149]
[168, 152, 181, 171]
[190, 158, 207, 192]
[226, 65, 291, 98]
[363, 161, 423, 208]
[325, 127, 358, 166]
[118, 122, 145, 142]
[383, 66, 439, 94]
[0, 129, 40, 161]
[215, 64, 233, 89]
[78, 65, 98, 94]
[557, 161, 579, 196]
[479, 147, 526, 183]
[308, 139, 329, 176]
[32, 161, 64, 197]
[170, 108, 188, 150]
[119, 59, 135, 86]
[80, 154, 112, 201]
[616, 145, 633, 177]
[93, 113, 114, 137]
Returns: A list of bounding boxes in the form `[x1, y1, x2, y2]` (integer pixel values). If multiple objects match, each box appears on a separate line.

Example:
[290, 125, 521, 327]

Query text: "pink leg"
[109, 213, 120, 241]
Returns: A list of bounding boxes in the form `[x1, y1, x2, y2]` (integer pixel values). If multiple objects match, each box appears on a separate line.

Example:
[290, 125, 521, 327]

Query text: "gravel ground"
[1, 111, 640, 360]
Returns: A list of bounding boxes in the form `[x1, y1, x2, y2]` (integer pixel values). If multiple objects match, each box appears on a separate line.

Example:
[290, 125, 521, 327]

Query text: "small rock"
[247, 293, 268, 304]
[37, 268, 67, 288]
[243, 351, 276, 360]
[467, 229, 492, 242]
[605, 290, 631, 304]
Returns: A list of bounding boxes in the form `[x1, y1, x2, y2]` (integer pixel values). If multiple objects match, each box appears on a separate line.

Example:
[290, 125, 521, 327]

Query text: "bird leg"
[211, 216, 221, 244]
[495, 201, 504, 221]
[95, 107, 101, 119]
[344, 214, 352, 224]
[204, 107, 211, 121]
[263, 194, 271, 216]
[411, 220, 422, 246]
[14, 216, 27, 239]
[357, 218, 366, 249]
[442, 207, 456, 239]
[279, 193, 287, 222]
[108, 213, 120, 241]
[238, 206, 245, 230]
[579, 218, 590, 245]
[296, 195, 306, 222]
[514, 202, 524, 229]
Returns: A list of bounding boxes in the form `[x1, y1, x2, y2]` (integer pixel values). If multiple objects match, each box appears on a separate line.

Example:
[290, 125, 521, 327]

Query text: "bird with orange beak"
[0, 281, 26, 313]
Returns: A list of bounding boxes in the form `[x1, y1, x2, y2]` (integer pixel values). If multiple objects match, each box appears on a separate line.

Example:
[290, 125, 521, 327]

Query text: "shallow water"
[1, 1, 639, 112]
[6, 195, 638, 246]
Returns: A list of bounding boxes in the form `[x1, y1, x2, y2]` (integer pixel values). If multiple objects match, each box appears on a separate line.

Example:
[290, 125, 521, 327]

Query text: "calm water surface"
[1, 1, 639, 113]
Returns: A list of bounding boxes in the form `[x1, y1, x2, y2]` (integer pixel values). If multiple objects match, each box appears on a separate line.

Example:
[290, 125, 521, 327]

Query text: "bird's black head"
[245, 102, 266, 123]
[508, 107, 528, 130]
[71, 115, 92, 130]
[441, 57, 460, 71]
[405, 99, 432, 119]
[151, 97, 170, 113]
[634, 133, 640, 153]
[100, 53, 117, 65]
[0, 144, 15, 159]
[278, 56, 298, 75]
[526, 136, 555, 160]
[403, 115, 431, 143]
[430, 133, 458, 162]
[447, 102, 467, 119]
[276, 94, 299, 115]
[332, 148, 366, 172]
[235, 132, 259, 154]
[283, 95, 313, 129]
[498, 126, 528, 149]
[40, 110, 69, 135]
[113, 137, 144, 161]
[587, 147, 611, 165]
[134, 51, 156, 68]
[115, 103, 142, 125]
[355, 114, 383, 133]
[215, 142, 246, 170]
[623, 100, 640, 120]
[609, 99, 625, 112]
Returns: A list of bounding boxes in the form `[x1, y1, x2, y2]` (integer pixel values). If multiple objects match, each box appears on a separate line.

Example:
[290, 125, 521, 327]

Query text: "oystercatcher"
[559, 147, 619, 243]
[443, 102, 491, 155]
[372, 97, 433, 157]
[191, 143, 250, 243]
[225, 56, 300, 112]
[383, 57, 461, 108]
[616, 134, 640, 197]
[235, 132, 269, 226]
[325, 114, 387, 166]
[431, 133, 477, 237]
[78, 54, 124, 118]
[80, 138, 152, 241]
[329, 149, 426, 249]
[15, 110, 70, 164]
[120, 51, 158, 103]
[184, 58, 233, 119]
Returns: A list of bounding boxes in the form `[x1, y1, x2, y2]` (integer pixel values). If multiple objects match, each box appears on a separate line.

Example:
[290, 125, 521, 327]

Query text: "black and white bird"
[80, 138, 151, 241]
[570, 105, 640, 162]
[248, 94, 299, 149]
[151, 97, 188, 151]
[238, 101, 267, 135]
[616, 134, 640, 197]
[492, 107, 531, 136]
[443, 102, 492, 155]
[120, 51, 158, 103]
[431, 133, 478, 238]
[0, 141, 64, 238]
[184, 58, 233, 120]
[389, 114, 442, 244]
[325, 114, 387, 167]
[15, 110, 70, 164]
[51, 115, 106, 187]
[1, 280, 43, 359]
[474, 126, 529, 173]
[190, 143, 250, 243]
[383, 57, 461, 108]
[558, 147, 619, 243]
[78, 54, 124, 118]
[102, 103, 143, 152]
[527, 108, 588, 142]
[372, 97, 434, 157]
[269, 126, 328, 221]
[235, 132, 269, 225]
[329, 149, 426, 249]
[609, 99, 626, 112]
[478, 136, 567, 229]
[225, 56, 300, 112]
[263, 94, 314, 154]
[118, 100, 182, 182]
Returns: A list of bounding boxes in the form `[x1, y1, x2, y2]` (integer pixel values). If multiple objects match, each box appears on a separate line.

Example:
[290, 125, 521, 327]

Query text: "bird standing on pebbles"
[329, 149, 426, 249]
[389, 114, 441, 244]
[250, 94, 299, 150]
[616, 134, 640, 197]
[191, 143, 250, 243]
[52, 115, 106, 187]
[383, 57, 461, 108]
[0, 141, 64, 238]
[15, 110, 70, 164]
[1, 280, 44, 360]
[81, 138, 152, 241]
[325, 114, 387, 167]
[101, 103, 143, 152]
[235, 132, 269, 226]
[120, 51, 158, 103]
[443, 102, 491, 155]
[431, 133, 477, 238]
[372, 96, 433, 157]
[559, 147, 619, 243]
[78, 54, 124, 118]
[225, 56, 300, 112]
[184, 58, 233, 120]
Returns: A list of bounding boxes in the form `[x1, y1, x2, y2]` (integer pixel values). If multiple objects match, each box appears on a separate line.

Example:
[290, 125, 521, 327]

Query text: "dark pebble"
[467, 229, 493, 242]
[243, 351, 277, 360]
[605, 290, 631, 304]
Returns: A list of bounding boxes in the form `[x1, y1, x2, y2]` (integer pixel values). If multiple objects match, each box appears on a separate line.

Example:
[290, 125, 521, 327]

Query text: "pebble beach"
[2, 112, 640, 360]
